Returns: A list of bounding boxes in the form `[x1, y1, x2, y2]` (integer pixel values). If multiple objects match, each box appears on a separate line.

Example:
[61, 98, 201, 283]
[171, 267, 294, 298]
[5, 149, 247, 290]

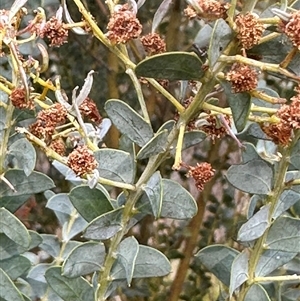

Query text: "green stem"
[126, 68, 151, 124]
[254, 275, 300, 283]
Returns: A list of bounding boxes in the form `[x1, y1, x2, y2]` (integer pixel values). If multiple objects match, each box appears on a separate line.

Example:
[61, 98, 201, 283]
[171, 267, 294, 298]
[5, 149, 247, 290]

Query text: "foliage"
[0, 0, 300, 301]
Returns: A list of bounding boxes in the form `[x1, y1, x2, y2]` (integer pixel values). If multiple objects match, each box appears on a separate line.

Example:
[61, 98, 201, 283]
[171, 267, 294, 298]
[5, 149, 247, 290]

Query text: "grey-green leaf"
[111, 245, 171, 280]
[95, 148, 136, 184]
[161, 179, 197, 219]
[226, 159, 273, 195]
[143, 171, 163, 218]
[135, 52, 205, 80]
[229, 251, 249, 297]
[221, 81, 251, 132]
[237, 204, 270, 242]
[291, 140, 300, 169]
[0, 255, 31, 280]
[62, 242, 106, 278]
[208, 19, 233, 67]
[116, 237, 139, 285]
[39, 234, 60, 258]
[69, 185, 113, 222]
[242, 142, 261, 163]
[0, 208, 30, 251]
[244, 284, 271, 301]
[137, 130, 168, 160]
[105, 99, 153, 147]
[0, 268, 25, 301]
[8, 138, 36, 176]
[266, 216, 300, 252]
[273, 190, 300, 219]
[45, 267, 94, 301]
[195, 245, 239, 287]
[0, 170, 55, 212]
[83, 208, 123, 240]
[255, 250, 298, 277]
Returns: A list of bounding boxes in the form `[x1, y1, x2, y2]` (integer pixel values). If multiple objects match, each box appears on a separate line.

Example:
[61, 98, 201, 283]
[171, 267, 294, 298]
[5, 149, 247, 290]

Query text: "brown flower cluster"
[67, 145, 98, 177]
[235, 13, 265, 49]
[140, 33, 166, 56]
[279, 10, 300, 50]
[29, 103, 67, 142]
[226, 63, 258, 93]
[186, 162, 215, 191]
[200, 114, 231, 142]
[9, 86, 34, 110]
[49, 138, 66, 156]
[184, 0, 229, 21]
[79, 97, 102, 125]
[40, 16, 68, 47]
[262, 89, 300, 145]
[107, 4, 142, 44]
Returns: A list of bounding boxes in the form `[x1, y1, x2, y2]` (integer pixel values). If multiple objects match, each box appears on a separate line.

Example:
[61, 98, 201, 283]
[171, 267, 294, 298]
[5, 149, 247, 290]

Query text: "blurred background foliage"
[1, 0, 298, 300]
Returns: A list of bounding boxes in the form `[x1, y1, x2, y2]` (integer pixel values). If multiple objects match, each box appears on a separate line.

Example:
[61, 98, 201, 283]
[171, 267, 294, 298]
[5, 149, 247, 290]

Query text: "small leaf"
[28, 230, 43, 249]
[116, 237, 139, 286]
[229, 251, 249, 297]
[221, 81, 251, 132]
[62, 214, 88, 242]
[237, 204, 270, 242]
[266, 216, 300, 252]
[0, 170, 55, 212]
[45, 267, 94, 301]
[62, 242, 106, 278]
[161, 179, 197, 219]
[135, 52, 205, 80]
[152, 0, 172, 32]
[244, 284, 271, 301]
[83, 208, 123, 240]
[0, 234, 28, 260]
[27, 263, 53, 283]
[69, 185, 113, 222]
[194, 24, 213, 49]
[247, 195, 261, 219]
[281, 288, 300, 301]
[143, 171, 163, 218]
[0, 268, 25, 301]
[255, 250, 297, 277]
[226, 159, 273, 195]
[208, 19, 233, 67]
[0, 255, 31, 280]
[39, 234, 60, 258]
[95, 148, 135, 184]
[137, 130, 168, 160]
[105, 99, 153, 147]
[0, 208, 30, 251]
[111, 245, 171, 280]
[8, 138, 36, 176]
[195, 245, 239, 287]
[273, 190, 300, 219]
[242, 142, 261, 163]
[157, 120, 175, 133]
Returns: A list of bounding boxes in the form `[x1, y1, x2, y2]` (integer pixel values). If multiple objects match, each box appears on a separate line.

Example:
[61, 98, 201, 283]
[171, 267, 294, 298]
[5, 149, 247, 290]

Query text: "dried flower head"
[186, 162, 215, 191]
[79, 97, 102, 125]
[226, 63, 258, 93]
[140, 33, 166, 56]
[235, 13, 265, 49]
[10, 86, 34, 110]
[184, 0, 229, 21]
[261, 121, 292, 146]
[41, 16, 68, 47]
[29, 103, 67, 142]
[107, 4, 142, 44]
[174, 97, 197, 130]
[67, 145, 98, 177]
[49, 138, 66, 156]
[279, 10, 300, 50]
[200, 114, 231, 141]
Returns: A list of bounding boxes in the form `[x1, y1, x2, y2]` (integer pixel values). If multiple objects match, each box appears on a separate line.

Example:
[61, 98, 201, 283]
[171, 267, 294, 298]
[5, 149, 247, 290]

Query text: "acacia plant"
[0, 0, 300, 300]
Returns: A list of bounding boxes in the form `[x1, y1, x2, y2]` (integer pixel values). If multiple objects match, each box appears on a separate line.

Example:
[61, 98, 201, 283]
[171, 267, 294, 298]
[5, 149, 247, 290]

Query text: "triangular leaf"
[45, 267, 94, 301]
[273, 190, 300, 219]
[161, 179, 197, 219]
[69, 185, 113, 222]
[226, 159, 273, 195]
[135, 52, 205, 80]
[62, 242, 106, 278]
[105, 99, 153, 147]
[244, 284, 271, 301]
[237, 204, 270, 242]
[266, 216, 300, 252]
